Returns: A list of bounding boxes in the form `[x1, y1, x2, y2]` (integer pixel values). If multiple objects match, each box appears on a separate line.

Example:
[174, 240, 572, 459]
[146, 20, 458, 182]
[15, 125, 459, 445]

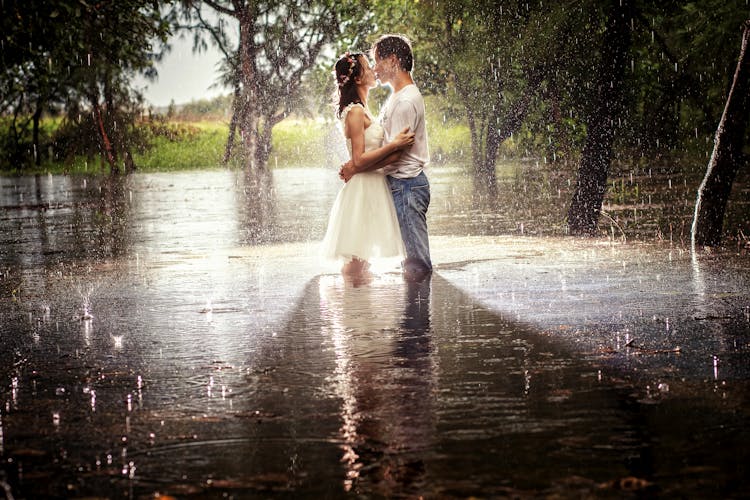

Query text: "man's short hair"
[371, 34, 413, 72]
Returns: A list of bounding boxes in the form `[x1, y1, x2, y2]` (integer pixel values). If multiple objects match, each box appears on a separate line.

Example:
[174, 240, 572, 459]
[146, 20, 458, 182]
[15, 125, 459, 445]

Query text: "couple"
[320, 34, 432, 282]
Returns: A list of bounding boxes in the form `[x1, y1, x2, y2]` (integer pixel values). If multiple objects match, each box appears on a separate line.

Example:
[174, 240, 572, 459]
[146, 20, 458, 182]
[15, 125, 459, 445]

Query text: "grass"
[134, 118, 334, 171]
[269, 118, 331, 168]
[2, 115, 472, 175]
[428, 121, 471, 165]
[135, 116, 472, 171]
[133, 121, 227, 172]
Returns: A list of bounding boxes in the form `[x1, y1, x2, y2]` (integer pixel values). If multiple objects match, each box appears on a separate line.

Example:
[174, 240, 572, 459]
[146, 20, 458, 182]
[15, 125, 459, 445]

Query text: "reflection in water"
[319, 275, 434, 495]
[0, 173, 133, 270]
[0, 169, 748, 497]
[238, 168, 277, 245]
[690, 246, 706, 304]
[689, 247, 749, 381]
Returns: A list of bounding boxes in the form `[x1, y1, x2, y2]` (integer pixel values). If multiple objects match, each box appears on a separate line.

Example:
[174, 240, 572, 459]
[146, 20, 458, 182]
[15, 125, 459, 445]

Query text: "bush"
[139, 116, 201, 143]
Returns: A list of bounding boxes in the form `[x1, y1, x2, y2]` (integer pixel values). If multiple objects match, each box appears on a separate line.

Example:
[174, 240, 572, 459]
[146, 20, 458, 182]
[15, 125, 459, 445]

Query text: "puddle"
[0, 167, 748, 497]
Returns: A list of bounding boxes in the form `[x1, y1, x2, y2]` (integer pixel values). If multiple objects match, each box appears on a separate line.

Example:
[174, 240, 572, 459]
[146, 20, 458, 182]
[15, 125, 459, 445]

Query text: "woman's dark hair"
[371, 34, 413, 72]
[334, 52, 364, 118]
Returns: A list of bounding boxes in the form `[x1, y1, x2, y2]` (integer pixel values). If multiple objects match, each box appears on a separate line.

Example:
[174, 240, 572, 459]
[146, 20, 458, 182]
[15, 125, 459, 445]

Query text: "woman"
[320, 52, 414, 278]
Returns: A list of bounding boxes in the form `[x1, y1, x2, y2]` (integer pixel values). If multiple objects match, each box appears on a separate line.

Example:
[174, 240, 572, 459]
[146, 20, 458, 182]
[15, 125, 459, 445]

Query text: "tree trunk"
[240, 110, 260, 170]
[223, 76, 242, 164]
[91, 93, 118, 174]
[201, 0, 333, 172]
[255, 112, 285, 167]
[467, 110, 481, 170]
[456, 77, 497, 193]
[123, 149, 137, 173]
[483, 66, 546, 186]
[692, 20, 750, 247]
[477, 94, 501, 195]
[255, 123, 273, 167]
[237, 4, 263, 171]
[455, 79, 482, 172]
[32, 102, 42, 166]
[567, 0, 632, 236]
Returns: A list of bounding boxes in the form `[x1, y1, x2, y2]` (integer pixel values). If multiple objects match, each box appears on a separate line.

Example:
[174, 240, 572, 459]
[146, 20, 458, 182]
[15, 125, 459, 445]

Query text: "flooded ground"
[0, 165, 749, 498]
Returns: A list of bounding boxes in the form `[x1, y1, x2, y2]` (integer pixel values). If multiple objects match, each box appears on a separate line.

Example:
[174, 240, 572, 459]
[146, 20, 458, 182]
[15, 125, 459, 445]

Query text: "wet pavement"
[0, 167, 749, 498]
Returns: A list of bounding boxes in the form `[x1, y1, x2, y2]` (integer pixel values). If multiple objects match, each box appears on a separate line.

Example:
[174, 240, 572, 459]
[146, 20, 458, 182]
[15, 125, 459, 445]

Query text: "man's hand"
[339, 160, 355, 183]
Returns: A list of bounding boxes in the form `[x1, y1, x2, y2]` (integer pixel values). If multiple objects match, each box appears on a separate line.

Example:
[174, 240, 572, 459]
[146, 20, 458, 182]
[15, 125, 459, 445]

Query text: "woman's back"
[341, 103, 384, 155]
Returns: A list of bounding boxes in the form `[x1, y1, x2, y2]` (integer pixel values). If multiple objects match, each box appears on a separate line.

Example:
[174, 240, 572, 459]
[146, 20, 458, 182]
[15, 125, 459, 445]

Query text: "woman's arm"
[346, 106, 413, 173]
[367, 150, 403, 170]
[339, 150, 402, 183]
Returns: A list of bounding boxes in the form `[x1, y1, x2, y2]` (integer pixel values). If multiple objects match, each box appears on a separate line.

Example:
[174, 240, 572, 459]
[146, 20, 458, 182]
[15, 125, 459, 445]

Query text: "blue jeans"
[387, 172, 432, 276]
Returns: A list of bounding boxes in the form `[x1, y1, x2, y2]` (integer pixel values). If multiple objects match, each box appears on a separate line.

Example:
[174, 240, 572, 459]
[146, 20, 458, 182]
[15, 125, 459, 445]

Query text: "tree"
[0, 0, 170, 172]
[178, 0, 361, 171]
[567, 0, 633, 235]
[617, 1, 749, 156]
[1, 0, 69, 167]
[62, 0, 171, 173]
[412, 0, 562, 192]
[692, 20, 750, 247]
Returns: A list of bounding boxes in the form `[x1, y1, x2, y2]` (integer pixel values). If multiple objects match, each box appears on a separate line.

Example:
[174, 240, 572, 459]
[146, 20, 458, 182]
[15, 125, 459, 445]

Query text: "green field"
[133, 116, 473, 171]
[42, 118, 470, 174]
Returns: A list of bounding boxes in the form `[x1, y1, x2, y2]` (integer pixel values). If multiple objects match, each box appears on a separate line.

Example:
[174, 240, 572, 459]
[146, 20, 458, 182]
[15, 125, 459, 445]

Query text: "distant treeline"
[159, 94, 233, 121]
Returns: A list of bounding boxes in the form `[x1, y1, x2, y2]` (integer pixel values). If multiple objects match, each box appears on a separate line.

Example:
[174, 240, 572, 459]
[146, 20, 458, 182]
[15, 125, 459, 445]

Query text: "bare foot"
[342, 258, 369, 275]
[342, 258, 372, 286]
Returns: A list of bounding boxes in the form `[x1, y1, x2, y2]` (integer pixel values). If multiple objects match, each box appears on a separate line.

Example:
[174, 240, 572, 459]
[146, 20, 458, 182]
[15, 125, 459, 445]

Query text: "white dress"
[320, 103, 406, 262]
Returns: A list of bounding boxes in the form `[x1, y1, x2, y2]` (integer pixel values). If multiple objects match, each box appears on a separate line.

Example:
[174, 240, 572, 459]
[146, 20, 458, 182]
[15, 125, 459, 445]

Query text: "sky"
[133, 33, 227, 108]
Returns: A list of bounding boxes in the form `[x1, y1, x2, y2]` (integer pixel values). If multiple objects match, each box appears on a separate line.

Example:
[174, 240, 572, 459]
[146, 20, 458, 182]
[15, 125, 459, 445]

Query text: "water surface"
[0, 166, 748, 497]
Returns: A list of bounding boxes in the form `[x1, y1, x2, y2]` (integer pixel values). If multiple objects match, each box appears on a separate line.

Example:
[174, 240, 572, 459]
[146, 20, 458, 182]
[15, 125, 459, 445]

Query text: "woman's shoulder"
[340, 102, 365, 122]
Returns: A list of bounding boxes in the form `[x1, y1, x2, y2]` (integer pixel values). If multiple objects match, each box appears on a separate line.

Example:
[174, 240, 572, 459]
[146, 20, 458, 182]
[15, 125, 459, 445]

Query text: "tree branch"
[203, 0, 237, 17]
[194, 5, 235, 62]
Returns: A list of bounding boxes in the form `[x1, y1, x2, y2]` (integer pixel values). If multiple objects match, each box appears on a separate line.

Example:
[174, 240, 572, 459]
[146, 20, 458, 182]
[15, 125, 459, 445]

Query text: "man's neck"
[391, 71, 415, 93]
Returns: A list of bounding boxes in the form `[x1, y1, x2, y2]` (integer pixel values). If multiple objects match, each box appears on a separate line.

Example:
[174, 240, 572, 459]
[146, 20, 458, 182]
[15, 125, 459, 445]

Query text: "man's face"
[373, 53, 396, 86]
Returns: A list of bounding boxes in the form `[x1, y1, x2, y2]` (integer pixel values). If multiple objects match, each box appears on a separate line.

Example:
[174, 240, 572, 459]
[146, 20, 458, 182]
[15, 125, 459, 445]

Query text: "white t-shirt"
[380, 84, 429, 178]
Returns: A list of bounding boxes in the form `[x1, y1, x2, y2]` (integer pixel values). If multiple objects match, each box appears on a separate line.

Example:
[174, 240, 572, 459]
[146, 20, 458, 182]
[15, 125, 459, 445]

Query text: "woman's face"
[357, 55, 377, 89]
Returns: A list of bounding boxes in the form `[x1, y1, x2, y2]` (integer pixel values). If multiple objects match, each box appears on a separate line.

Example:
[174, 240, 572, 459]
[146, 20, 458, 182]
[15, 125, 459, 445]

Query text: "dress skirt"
[320, 171, 405, 262]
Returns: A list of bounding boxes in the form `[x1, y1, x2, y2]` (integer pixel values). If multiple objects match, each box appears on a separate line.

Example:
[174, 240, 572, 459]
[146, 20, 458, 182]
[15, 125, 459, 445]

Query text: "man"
[341, 34, 432, 280]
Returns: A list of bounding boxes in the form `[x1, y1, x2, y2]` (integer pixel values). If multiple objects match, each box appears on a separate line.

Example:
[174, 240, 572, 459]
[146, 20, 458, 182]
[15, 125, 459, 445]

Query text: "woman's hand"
[339, 160, 355, 183]
[392, 127, 415, 150]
